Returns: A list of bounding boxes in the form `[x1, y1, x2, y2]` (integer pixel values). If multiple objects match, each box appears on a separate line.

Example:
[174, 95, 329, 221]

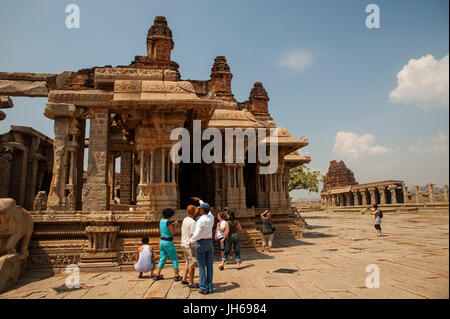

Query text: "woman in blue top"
[154, 208, 181, 281]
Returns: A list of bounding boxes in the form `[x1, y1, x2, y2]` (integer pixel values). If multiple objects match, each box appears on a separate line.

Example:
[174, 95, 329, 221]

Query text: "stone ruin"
[321, 160, 449, 209]
[0, 126, 53, 211]
[0, 16, 311, 272]
[322, 160, 358, 191]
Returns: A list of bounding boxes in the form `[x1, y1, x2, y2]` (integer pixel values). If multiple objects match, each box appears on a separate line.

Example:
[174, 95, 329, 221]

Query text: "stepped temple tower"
[0, 16, 310, 271]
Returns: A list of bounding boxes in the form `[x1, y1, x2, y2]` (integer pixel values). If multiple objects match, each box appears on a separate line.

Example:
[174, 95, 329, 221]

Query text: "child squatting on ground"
[134, 237, 156, 278]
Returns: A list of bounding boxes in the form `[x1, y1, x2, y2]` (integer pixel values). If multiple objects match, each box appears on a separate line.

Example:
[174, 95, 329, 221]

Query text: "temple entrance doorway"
[178, 162, 215, 209]
[244, 163, 257, 208]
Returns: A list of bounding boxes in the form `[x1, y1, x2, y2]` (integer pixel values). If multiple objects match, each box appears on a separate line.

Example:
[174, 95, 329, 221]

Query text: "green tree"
[288, 165, 324, 193]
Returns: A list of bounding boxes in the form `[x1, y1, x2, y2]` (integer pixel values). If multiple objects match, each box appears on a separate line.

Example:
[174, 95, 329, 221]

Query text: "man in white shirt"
[180, 205, 198, 288]
[189, 196, 215, 294]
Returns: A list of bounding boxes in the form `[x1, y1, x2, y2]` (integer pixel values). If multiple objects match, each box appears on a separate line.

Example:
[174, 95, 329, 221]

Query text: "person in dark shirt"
[369, 204, 383, 237]
[260, 210, 275, 252]
[219, 211, 243, 270]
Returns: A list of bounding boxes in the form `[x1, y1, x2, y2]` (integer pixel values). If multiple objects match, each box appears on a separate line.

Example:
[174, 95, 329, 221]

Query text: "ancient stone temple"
[321, 160, 406, 207]
[0, 16, 310, 271]
[0, 126, 53, 211]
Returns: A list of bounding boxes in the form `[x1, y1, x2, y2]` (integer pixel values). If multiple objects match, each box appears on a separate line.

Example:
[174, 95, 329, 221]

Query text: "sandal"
[153, 275, 164, 280]
[198, 289, 209, 295]
[181, 280, 189, 285]
[188, 283, 199, 289]
[174, 275, 182, 282]
[219, 265, 224, 271]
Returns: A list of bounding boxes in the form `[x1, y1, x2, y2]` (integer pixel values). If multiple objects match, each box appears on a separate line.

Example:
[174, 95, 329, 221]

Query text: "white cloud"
[333, 131, 389, 159]
[389, 53, 449, 110]
[276, 49, 314, 71]
[408, 131, 449, 153]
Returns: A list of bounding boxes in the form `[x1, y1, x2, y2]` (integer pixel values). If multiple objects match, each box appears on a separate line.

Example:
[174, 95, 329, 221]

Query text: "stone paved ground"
[1, 209, 448, 299]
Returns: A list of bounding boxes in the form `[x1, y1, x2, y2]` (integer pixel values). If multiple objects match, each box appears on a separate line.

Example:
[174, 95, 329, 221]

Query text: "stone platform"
[1, 209, 448, 299]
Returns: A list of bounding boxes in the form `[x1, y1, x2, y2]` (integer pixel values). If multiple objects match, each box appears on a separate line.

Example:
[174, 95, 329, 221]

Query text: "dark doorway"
[244, 163, 257, 208]
[178, 163, 215, 209]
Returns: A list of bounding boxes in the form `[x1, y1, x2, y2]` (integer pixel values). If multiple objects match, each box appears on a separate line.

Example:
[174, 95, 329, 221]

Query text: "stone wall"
[0, 152, 12, 197]
[0, 126, 53, 210]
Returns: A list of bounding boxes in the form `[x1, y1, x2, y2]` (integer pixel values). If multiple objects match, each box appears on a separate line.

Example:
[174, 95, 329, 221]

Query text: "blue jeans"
[196, 240, 214, 292]
[222, 237, 241, 262]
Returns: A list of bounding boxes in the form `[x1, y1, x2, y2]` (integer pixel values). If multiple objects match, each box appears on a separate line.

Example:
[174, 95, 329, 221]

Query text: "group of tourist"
[134, 197, 265, 295]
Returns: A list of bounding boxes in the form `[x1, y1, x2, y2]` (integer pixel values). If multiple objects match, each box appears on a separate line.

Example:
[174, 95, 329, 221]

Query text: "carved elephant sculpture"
[0, 198, 33, 293]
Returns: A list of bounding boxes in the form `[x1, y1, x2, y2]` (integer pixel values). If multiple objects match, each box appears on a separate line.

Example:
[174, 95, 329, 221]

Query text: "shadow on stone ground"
[307, 225, 331, 229]
[214, 281, 240, 292]
[302, 215, 330, 219]
[302, 232, 337, 239]
[2, 269, 55, 294]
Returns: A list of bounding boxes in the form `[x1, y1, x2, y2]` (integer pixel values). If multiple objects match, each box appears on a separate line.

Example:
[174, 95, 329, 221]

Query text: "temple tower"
[210, 56, 236, 102]
[249, 82, 272, 121]
[146, 16, 174, 62]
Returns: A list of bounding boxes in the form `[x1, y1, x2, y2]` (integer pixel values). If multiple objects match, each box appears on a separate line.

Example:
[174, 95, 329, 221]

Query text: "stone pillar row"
[213, 164, 247, 210]
[325, 184, 407, 207]
[256, 170, 288, 209]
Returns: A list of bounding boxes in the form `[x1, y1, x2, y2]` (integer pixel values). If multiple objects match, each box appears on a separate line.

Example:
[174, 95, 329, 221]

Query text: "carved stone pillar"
[238, 164, 246, 208]
[108, 154, 116, 202]
[45, 103, 83, 211]
[378, 187, 386, 205]
[82, 109, 110, 211]
[402, 185, 408, 204]
[214, 164, 222, 209]
[352, 191, 359, 206]
[426, 183, 435, 203]
[24, 136, 39, 210]
[389, 184, 398, 204]
[346, 192, 352, 206]
[0, 147, 13, 198]
[443, 184, 449, 202]
[361, 189, 368, 206]
[120, 151, 132, 205]
[414, 185, 420, 204]
[331, 194, 336, 206]
[368, 187, 376, 205]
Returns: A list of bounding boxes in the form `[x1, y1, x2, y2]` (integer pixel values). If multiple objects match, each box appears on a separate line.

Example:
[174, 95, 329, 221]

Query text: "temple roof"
[261, 127, 309, 152]
[208, 109, 263, 128]
[284, 150, 311, 167]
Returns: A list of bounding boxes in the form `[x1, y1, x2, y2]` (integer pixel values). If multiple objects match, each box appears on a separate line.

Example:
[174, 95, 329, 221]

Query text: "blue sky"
[0, 0, 448, 200]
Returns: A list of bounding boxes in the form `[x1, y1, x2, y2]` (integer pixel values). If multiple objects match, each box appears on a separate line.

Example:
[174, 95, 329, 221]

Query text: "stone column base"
[136, 183, 178, 212]
[78, 252, 120, 272]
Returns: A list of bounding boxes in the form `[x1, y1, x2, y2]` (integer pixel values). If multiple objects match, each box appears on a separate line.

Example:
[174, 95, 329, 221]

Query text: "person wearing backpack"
[370, 204, 383, 237]
[260, 210, 276, 252]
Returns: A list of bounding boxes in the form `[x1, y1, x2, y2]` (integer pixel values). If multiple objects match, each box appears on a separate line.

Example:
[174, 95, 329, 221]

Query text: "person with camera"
[260, 210, 276, 252]
[369, 204, 383, 237]
[154, 208, 181, 281]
